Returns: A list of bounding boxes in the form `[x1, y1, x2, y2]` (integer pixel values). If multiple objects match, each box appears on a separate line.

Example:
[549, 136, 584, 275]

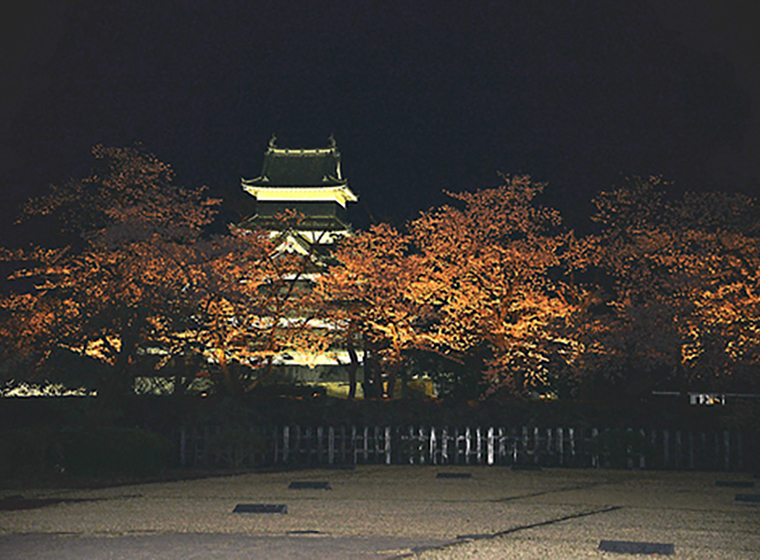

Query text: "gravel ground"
[1, 466, 757, 558]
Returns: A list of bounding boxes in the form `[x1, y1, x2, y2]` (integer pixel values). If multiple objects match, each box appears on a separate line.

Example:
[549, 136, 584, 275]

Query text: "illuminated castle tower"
[240, 135, 358, 255]
[238, 135, 362, 393]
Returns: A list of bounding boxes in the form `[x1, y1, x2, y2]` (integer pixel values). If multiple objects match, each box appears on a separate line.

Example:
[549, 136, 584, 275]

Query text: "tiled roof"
[243, 144, 346, 188]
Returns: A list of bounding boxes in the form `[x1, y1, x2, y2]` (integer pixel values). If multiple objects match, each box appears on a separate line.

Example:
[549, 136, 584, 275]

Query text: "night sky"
[2, 0, 759, 238]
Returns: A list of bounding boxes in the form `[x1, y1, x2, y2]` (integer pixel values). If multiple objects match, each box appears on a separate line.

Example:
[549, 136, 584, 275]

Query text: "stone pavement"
[0, 466, 757, 558]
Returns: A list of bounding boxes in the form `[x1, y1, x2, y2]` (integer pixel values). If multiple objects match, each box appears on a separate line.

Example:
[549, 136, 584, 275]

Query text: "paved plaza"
[0, 466, 757, 558]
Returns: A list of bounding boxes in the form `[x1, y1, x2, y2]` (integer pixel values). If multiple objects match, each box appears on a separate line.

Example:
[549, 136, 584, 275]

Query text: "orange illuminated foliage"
[6, 148, 756, 405]
[409, 176, 583, 397]
[20, 145, 219, 244]
[0, 146, 221, 402]
[314, 223, 439, 398]
[577, 177, 760, 396]
[0, 147, 326, 402]
[189, 217, 333, 397]
[316, 177, 588, 399]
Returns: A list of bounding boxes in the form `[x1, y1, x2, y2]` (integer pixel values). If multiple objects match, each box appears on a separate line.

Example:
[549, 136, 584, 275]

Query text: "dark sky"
[1, 0, 758, 238]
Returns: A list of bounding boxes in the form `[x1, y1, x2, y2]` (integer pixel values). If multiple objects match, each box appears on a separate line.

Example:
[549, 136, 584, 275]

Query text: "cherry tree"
[577, 177, 760, 397]
[0, 146, 330, 402]
[314, 223, 439, 399]
[0, 146, 219, 403]
[409, 176, 582, 397]
[189, 217, 333, 397]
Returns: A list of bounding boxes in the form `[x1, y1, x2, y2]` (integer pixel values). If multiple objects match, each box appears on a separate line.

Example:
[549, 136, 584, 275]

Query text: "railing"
[178, 425, 748, 472]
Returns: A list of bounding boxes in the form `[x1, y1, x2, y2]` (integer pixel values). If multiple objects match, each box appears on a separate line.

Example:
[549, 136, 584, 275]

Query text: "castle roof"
[242, 136, 358, 207]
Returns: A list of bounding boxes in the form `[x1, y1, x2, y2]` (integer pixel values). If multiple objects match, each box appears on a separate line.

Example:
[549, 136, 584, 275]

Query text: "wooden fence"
[178, 425, 748, 472]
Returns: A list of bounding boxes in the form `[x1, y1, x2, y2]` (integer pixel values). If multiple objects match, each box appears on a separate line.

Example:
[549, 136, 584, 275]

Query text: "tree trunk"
[363, 345, 380, 399]
[384, 361, 400, 399]
[92, 330, 139, 423]
[347, 338, 359, 400]
[216, 347, 244, 398]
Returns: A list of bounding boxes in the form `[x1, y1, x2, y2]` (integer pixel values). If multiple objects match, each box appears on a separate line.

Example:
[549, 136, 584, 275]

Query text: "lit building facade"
[239, 136, 363, 397]
[240, 134, 358, 259]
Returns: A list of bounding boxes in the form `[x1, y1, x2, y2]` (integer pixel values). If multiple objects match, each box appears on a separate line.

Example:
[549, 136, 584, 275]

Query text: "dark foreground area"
[0, 466, 757, 559]
[0, 533, 444, 560]
[2, 395, 759, 485]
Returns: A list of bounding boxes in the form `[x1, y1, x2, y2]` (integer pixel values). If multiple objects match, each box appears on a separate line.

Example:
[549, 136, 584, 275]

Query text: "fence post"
[699, 432, 706, 470]
[385, 426, 392, 465]
[372, 426, 379, 464]
[569, 428, 576, 464]
[494, 428, 502, 464]
[430, 427, 437, 465]
[525, 427, 531, 465]
[187, 426, 195, 467]
[512, 427, 519, 465]
[737, 431, 743, 471]
[663, 430, 670, 469]
[415, 426, 422, 464]
[340, 425, 346, 464]
[653, 429, 660, 469]
[214, 426, 224, 466]
[180, 426, 187, 467]
[714, 431, 721, 471]
[724, 431, 731, 471]
[442, 427, 449, 464]
[484, 427, 492, 465]
[194, 426, 202, 467]
[308, 426, 315, 464]
[204, 425, 212, 467]
[362, 426, 369, 465]
[404, 426, 412, 464]
[316, 427, 323, 464]
[465, 427, 472, 465]
[688, 430, 694, 470]
[283, 426, 290, 464]
[453, 428, 460, 465]
[672, 429, 678, 470]
[308, 426, 314, 464]
[272, 426, 279, 465]
[294, 425, 302, 464]
[352, 425, 358, 464]
[328, 427, 335, 465]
